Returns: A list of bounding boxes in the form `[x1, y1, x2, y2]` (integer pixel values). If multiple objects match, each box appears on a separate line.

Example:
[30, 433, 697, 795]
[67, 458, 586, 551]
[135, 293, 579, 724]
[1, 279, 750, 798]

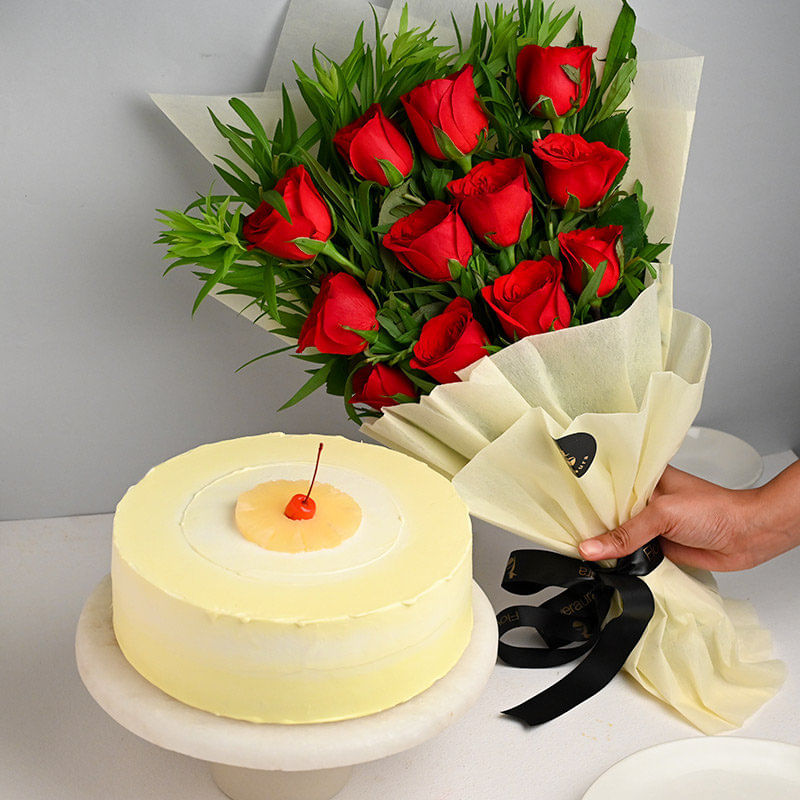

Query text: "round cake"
[111, 433, 473, 724]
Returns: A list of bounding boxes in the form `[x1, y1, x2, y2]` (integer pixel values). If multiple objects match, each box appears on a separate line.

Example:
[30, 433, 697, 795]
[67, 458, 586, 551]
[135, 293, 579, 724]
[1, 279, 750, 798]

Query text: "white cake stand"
[76, 576, 498, 800]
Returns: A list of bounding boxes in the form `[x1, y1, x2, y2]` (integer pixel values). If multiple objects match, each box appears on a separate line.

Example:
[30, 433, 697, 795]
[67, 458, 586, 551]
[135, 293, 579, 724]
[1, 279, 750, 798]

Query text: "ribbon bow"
[497, 542, 663, 725]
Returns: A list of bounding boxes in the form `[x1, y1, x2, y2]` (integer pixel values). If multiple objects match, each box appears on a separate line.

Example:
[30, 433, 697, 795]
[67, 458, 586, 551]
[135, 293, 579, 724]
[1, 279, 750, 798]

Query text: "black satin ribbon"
[496, 541, 663, 726]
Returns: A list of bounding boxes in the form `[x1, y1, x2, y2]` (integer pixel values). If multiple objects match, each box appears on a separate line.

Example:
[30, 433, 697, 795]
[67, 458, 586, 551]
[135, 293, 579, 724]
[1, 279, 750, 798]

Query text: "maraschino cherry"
[284, 443, 324, 520]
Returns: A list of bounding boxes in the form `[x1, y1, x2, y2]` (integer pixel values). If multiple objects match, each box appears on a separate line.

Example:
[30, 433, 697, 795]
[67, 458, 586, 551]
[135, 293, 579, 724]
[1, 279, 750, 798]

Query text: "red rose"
[400, 65, 489, 160]
[446, 158, 533, 247]
[242, 165, 332, 261]
[333, 104, 414, 187]
[558, 226, 623, 298]
[410, 298, 490, 384]
[349, 363, 418, 410]
[516, 45, 596, 118]
[297, 272, 378, 354]
[532, 133, 627, 208]
[480, 256, 571, 339]
[382, 201, 473, 282]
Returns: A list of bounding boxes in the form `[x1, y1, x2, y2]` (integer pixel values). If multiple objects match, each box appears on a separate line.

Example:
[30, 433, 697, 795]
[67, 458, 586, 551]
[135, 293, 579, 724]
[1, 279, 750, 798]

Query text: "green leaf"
[376, 314, 405, 342]
[262, 189, 292, 223]
[366, 267, 383, 291]
[561, 64, 582, 85]
[432, 127, 466, 162]
[341, 363, 367, 424]
[574, 259, 608, 315]
[596, 195, 644, 252]
[235, 344, 295, 373]
[358, 45, 375, 110]
[541, 6, 574, 45]
[592, 59, 637, 124]
[598, 0, 636, 97]
[279, 359, 335, 410]
[325, 357, 351, 396]
[567, 12, 585, 47]
[272, 311, 309, 339]
[229, 97, 272, 154]
[213, 157, 260, 206]
[300, 149, 360, 228]
[396, 304, 420, 334]
[377, 159, 406, 187]
[530, 94, 557, 120]
[191, 246, 237, 315]
[262, 262, 280, 322]
[583, 113, 628, 151]
[294, 352, 333, 365]
[356, 178, 379, 229]
[280, 85, 298, 145]
[458, 262, 474, 298]
[449, 258, 464, 281]
[564, 193, 581, 214]
[296, 120, 322, 152]
[399, 367, 436, 394]
[292, 236, 327, 256]
[377, 179, 412, 229]
[637, 241, 670, 262]
[208, 108, 259, 174]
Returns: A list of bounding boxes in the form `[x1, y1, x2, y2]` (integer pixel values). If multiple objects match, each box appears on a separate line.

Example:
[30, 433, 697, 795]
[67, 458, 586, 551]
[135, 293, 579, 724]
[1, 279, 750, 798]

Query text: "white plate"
[670, 426, 763, 489]
[582, 737, 800, 800]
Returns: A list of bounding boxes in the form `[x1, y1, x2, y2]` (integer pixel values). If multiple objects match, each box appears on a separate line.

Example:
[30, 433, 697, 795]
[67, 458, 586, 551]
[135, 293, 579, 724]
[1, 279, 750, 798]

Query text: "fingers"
[579, 503, 666, 561]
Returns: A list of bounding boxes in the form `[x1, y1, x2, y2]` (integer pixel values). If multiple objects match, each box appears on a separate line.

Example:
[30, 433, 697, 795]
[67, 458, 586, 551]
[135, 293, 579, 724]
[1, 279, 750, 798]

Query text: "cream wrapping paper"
[363, 268, 785, 733]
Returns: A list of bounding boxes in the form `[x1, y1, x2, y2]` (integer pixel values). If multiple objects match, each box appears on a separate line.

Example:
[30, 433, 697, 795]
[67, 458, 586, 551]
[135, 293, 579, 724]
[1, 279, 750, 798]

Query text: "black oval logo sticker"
[554, 433, 596, 478]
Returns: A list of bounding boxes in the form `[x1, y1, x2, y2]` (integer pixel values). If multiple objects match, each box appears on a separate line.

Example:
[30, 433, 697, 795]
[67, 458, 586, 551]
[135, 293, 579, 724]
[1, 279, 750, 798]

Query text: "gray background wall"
[2, 0, 798, 520]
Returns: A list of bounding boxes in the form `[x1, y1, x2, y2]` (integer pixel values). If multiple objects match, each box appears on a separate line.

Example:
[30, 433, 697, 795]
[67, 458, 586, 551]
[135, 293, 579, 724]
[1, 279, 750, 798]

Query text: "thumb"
[579, 504, 666, 561]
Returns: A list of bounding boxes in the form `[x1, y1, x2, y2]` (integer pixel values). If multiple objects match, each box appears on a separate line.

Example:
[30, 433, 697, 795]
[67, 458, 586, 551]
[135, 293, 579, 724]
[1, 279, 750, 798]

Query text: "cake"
[111, 432, 473, 724]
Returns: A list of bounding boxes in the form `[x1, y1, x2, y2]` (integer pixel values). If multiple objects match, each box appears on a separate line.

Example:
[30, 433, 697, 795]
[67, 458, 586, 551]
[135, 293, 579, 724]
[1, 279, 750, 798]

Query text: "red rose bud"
[333, 104, 414, 187]
[242, 165, 332, 261]
[558, 226, 624, 298]
[532, 133, 627, 208]
[400, 65, 489, 160]
[349, 363, 418, 410]
[297, 272, 378, 355]
[481, 256, 571, 339]
[382, 201, 473, 282]
[516, 45, 596, 118]
[446, 158, 533, 248]
[410, 297, 490, 384]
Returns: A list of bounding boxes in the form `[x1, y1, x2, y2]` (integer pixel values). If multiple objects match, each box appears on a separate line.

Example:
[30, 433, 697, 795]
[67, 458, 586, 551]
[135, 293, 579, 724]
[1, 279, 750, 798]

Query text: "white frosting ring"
[180, 462, 404, 582]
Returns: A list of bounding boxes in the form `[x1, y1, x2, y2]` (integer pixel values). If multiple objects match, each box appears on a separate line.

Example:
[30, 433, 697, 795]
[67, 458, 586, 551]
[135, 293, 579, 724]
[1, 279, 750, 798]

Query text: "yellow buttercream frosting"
[111, 433, 473, 723]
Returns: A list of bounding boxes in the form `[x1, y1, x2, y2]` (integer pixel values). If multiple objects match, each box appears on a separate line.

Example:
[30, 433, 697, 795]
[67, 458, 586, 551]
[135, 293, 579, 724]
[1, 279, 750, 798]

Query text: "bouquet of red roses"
[159, 0, 662, 419]
[156, 0, 784, 733]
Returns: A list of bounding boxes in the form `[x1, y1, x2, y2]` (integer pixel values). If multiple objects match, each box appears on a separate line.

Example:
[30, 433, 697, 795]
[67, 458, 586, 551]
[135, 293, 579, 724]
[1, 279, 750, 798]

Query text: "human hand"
[578, 462, 800, 571]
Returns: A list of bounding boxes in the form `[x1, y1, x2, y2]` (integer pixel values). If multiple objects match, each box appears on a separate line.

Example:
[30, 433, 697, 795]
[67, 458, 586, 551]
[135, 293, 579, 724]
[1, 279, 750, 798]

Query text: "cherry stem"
[304, 443, 324, 502]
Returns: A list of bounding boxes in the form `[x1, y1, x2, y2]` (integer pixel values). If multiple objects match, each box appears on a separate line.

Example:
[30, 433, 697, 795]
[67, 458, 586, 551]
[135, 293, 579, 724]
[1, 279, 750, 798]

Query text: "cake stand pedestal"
[76, 577, 498, 800]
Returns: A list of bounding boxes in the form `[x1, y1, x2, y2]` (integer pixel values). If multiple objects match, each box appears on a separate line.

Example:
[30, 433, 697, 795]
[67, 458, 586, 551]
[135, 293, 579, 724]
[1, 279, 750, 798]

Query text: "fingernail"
[580, 539, 603, 559]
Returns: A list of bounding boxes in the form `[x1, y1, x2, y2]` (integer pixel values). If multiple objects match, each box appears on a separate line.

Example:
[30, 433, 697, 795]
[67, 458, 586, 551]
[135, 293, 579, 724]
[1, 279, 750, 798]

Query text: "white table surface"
[2, 451, 798, 800]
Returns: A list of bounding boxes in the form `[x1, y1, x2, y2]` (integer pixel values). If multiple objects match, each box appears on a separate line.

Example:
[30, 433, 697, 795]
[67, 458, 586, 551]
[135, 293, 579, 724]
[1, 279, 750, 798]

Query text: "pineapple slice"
[235, 480, 362, 553]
